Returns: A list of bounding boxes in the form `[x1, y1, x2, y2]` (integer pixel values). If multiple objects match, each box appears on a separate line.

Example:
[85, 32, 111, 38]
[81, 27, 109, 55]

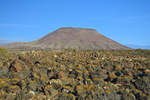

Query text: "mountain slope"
[0, 27, 130, 50]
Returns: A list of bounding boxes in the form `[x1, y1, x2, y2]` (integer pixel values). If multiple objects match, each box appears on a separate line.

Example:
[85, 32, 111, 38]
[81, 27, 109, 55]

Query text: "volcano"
[0, 27, 130, 50]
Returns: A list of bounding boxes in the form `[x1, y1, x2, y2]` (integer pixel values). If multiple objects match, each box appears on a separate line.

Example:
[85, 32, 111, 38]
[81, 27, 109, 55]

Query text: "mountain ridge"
[0, 27, 131, 50]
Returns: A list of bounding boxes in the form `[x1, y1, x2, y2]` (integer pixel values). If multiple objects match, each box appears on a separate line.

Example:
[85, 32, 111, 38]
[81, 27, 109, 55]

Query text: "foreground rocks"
[0, 49, 150, 100]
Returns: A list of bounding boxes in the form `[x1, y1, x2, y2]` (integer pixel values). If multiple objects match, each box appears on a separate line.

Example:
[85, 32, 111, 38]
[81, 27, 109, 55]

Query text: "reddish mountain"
[0, 27, 130, 50]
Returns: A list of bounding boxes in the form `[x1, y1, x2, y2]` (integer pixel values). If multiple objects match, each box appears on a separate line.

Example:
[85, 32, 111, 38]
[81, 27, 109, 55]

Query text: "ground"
[0, 49, 150, 100]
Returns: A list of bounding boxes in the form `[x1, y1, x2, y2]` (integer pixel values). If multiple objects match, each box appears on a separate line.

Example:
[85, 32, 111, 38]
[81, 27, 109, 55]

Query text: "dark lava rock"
[121, 93, 136, 100]
[135, 76, 150, 95]
[0, 49, 150, 100]
[94, 92, 121, 100]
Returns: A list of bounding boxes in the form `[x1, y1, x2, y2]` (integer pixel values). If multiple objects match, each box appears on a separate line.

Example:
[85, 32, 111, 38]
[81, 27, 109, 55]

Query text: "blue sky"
[0, 0, 150, 46]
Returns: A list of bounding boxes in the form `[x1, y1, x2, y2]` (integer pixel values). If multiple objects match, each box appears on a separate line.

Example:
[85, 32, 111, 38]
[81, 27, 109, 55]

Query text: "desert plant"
[0, 48, 11, 58]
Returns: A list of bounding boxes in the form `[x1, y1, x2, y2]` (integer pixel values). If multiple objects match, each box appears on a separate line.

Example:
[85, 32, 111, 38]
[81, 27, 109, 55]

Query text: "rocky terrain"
[0, 48, 150, 100]
[0, 27, 130, 50]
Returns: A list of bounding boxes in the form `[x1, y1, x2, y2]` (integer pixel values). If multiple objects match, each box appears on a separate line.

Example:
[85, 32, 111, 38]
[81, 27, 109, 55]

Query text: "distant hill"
[0, 40, 12, 45]
[127, 44, 150, 49]
[0, 27, 130, 50]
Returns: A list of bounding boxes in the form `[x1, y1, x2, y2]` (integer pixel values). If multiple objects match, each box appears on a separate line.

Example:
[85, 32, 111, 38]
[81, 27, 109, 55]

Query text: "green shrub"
[0, 48, 11, 57]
